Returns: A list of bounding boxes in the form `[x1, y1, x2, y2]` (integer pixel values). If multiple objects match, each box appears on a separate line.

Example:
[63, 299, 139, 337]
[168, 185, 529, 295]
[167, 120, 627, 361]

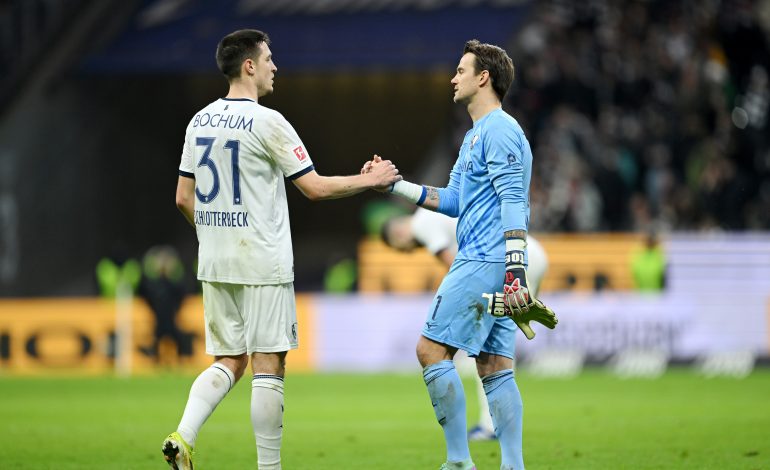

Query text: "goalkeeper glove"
[504, 238, 532, 314]
[488, 237, 558, 340]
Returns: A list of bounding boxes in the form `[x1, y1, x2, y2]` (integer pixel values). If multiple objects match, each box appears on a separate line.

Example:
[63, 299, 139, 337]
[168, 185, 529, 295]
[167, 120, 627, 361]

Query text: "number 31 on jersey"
[195, 137, 241, 205]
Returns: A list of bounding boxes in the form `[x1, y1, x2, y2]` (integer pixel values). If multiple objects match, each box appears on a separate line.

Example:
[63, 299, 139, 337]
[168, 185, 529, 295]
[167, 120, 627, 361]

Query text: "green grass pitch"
[1, 368, 769, 469]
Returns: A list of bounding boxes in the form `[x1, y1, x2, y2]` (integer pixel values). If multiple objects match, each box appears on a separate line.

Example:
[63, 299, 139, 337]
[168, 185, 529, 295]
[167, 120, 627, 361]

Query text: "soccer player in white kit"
[164, 29, 401, 470]
[380, 207, 549, 441]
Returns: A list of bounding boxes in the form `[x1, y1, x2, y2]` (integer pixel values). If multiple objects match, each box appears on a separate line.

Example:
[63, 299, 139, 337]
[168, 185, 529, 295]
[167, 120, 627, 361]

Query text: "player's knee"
[215, 354, 249, 381]
[415, 336, 453, 368]
[415, 345, 429, 368]
[250, 351, 287, 377]
[476, 353, 513, 378]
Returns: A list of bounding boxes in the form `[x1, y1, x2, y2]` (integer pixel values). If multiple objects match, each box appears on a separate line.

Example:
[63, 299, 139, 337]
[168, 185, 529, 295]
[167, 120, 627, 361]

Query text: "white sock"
[251, 374, 285, 470]
[177, 364, 235, 447]
[476, 375, 494, 431]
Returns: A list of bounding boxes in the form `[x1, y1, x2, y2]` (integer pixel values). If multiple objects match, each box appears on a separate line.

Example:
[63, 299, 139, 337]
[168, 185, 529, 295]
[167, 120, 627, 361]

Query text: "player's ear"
[243, 59, 255, 76]
[478, 69, 490, 87]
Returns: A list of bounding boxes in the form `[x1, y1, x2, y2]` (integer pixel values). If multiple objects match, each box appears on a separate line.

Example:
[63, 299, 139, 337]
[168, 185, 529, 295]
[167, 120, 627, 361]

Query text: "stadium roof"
[83, 0, 531, 73]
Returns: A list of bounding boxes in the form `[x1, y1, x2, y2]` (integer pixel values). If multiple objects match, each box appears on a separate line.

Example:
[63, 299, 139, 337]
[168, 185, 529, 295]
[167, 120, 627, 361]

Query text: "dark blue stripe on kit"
[416, 187, 428, 206]
[220, 97, 255, 102]
[287, 165, 314, 180]
[212, 364, 233, 389]
[178, 170, 195, 179]
[422, 360, 455, 386]
[253, 374, 284, 381]
[482, 369, 513, 395]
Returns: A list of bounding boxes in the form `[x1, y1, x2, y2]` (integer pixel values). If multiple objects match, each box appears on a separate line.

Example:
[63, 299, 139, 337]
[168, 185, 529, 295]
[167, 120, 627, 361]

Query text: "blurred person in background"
[380, 208, 458, 267]
[95, 242, 142, 361]
[365, 39, 557, 470]
[630, 231, 667, 291]
[164, 29, 401, 470]
[379, 207, 549, 442]
[138, 245, 189, 363]
[95, 242, 141, 299]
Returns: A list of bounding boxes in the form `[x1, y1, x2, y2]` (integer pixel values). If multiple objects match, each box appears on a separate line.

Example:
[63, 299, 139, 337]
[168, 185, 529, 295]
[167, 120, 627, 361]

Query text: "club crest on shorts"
[293, 145, 307, 162]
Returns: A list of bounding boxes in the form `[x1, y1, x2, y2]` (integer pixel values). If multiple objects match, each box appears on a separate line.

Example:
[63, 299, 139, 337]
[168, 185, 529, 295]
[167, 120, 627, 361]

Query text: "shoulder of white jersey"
[259, 106, 298, 133]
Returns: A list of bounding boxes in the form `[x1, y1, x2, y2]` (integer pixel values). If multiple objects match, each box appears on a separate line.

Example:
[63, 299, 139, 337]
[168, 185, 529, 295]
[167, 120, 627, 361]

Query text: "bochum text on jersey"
[193, 113, 254, 132]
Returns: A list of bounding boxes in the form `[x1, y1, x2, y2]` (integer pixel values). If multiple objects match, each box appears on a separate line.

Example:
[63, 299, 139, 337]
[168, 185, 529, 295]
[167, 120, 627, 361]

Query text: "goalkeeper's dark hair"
[463, 39, 514, 101]
[216, 29, 270, 81]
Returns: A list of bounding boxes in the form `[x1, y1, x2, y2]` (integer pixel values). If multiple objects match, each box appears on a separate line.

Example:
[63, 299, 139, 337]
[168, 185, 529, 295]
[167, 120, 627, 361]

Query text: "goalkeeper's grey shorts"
[421, 259, 516, 359]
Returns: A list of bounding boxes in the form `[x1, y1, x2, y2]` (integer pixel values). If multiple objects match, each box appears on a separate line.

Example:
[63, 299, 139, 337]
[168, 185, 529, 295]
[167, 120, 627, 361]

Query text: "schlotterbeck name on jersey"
[195, 210, 249, 227]
[193, 113, 254, 132]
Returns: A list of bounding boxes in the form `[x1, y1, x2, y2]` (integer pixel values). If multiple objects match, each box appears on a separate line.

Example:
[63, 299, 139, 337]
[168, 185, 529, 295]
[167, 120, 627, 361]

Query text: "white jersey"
[179, 98, 314, 285]
[410, 208, 548, 293]
[411, 208, 458, 256]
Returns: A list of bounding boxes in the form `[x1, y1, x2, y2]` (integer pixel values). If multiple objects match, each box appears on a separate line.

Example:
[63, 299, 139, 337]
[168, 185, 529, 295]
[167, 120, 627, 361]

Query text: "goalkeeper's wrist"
[389, 180, 427, 205]
[505, 237, 527, 268]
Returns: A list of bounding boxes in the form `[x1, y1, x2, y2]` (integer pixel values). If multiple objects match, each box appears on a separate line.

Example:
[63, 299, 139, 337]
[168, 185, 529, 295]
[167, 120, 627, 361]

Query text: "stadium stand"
[1, 0, 769, 296]
[358, 238, 448, 293]
[359, 234, 645, 293]
[499, 0, 770, 232]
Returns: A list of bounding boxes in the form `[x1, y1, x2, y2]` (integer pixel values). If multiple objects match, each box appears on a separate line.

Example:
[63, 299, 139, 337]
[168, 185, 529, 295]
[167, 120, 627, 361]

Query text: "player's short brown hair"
[216, 29, 271, 81]
[463, 39, 514, 101]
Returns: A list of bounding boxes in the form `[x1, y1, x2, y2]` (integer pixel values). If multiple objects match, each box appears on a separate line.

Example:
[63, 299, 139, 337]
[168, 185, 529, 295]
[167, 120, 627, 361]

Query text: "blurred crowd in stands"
[4, 0, 769, 236]
[500, 0, 770, 232]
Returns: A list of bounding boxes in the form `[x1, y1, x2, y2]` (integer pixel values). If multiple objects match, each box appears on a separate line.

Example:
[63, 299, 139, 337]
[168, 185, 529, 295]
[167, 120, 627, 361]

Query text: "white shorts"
[202, 281, 298, 355]
[527, 236, 549, 296]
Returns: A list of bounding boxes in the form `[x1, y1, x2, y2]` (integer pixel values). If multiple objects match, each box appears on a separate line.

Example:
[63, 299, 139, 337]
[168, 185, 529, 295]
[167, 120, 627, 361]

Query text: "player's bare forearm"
[305, 174, 378, 200]
[293, 165, 401, 201]
[504, 229, 527, 240]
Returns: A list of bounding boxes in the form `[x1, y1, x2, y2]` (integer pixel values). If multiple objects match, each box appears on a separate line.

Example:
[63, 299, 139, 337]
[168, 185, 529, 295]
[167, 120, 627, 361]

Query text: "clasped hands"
[361, 155, 397, 192]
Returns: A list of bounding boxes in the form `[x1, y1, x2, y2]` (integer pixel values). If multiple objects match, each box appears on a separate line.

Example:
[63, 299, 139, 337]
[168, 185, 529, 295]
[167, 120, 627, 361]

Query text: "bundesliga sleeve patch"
[293, 145, 308, 162]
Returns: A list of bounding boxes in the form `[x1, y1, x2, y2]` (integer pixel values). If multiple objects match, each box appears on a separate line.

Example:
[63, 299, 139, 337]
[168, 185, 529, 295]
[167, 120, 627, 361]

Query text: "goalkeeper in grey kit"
[364, 39, 557, 469]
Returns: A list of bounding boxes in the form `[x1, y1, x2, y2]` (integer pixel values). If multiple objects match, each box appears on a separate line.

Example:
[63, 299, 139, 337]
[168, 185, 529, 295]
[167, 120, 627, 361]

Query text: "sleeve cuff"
[287, 165, 314, 180]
